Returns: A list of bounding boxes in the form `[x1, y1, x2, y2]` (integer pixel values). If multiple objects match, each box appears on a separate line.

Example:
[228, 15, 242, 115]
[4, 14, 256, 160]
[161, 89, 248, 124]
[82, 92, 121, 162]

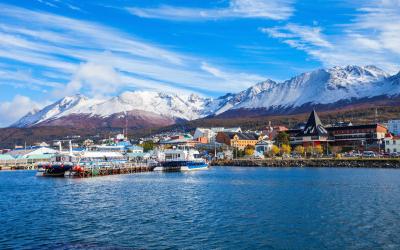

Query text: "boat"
[36, 154, 75, 177]
[153, 148, 208, 172]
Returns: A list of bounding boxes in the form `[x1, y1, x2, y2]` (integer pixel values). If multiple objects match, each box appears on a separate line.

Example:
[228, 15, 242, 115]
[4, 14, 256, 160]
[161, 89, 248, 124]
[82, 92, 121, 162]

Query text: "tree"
[244, 145, 255, 156]
[305, 146, 313, 157]
[294, 145, 305, 156]
[314, 145, 324, 155]
[281, 144, 291, 155]
[142, 140, 154, 152]
[275, 132, 290, 146]
[271, 145, 280, 156]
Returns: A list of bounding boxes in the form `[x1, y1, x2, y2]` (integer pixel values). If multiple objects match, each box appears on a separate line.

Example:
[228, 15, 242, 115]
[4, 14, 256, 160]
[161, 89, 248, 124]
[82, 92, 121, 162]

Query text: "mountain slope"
[12, 65, 400, 129]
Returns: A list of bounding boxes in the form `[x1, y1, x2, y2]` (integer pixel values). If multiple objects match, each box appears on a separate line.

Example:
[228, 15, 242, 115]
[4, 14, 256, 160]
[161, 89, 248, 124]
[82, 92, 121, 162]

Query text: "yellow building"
[216, 132, 263, 150]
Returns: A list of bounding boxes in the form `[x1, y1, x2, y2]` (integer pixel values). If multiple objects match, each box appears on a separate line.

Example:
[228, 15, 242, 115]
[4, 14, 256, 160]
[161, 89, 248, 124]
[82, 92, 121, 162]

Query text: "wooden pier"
[64, 162, 154, 178]
[0, 159, 36, 170]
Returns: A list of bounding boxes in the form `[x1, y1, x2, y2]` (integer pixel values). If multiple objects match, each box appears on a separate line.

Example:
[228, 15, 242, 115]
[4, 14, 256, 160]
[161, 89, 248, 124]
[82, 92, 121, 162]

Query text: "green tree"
[275, 132, 290, 145]
[142, 140, 154, 152]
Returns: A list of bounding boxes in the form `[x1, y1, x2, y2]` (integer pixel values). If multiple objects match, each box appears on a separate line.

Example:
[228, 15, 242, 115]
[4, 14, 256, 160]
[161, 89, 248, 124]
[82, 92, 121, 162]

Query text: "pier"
[0, 159, 36, 170]
[64, 162, 153, 178]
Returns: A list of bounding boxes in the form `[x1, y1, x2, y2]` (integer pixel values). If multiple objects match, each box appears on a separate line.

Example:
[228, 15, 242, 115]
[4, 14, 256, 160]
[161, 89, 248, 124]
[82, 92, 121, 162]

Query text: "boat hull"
[154, 161, 208, 172]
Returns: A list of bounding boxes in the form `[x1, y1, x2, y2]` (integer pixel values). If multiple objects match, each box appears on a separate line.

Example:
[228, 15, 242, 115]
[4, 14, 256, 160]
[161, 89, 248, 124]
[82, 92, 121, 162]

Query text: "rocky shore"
[211, 158, 400, 169]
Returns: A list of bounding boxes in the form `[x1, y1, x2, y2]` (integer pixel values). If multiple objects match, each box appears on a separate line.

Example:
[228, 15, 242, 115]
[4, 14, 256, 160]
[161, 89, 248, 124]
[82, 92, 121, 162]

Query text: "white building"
[255, 140, 274, 154]
[388, 120, 400, 136]
[385, 136, 400, 154]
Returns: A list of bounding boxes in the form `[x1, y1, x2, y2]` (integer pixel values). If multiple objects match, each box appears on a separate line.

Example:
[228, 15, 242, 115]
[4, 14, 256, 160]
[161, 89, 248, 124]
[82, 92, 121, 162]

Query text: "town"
[1, 110, 400, 171]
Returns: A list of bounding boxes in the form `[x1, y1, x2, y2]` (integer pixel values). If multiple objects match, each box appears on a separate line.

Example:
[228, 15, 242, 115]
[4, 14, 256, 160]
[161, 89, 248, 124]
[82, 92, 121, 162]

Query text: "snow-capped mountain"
[12, 65, 400, 128]
[12, 91, 214, 128]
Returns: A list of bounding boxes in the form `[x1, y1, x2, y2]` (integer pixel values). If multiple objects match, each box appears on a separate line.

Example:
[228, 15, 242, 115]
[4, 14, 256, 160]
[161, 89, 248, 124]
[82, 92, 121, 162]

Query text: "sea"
[1, 167, 400, 249]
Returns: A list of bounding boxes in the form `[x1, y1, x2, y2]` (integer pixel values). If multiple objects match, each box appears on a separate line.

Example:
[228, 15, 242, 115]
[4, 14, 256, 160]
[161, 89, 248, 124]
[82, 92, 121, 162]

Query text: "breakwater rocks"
[211, 158, 400, 169]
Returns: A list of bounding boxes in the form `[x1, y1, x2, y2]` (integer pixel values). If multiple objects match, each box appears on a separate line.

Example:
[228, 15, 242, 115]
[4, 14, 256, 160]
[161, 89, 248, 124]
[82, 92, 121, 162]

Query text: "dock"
[64, 162, 154, 178]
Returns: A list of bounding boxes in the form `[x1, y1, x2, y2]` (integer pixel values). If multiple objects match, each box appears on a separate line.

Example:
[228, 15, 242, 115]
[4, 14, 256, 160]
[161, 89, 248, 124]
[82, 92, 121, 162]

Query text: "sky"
[0, 0, 399, 127]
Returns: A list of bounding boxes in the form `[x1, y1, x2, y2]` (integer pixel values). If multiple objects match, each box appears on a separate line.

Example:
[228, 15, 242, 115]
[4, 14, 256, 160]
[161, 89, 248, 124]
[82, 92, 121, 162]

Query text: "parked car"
[362, 151, 376, 158]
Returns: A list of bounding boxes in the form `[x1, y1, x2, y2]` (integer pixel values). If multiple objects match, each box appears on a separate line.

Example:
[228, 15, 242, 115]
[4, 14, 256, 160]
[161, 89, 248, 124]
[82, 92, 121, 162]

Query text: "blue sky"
[0, 0, 399, 127]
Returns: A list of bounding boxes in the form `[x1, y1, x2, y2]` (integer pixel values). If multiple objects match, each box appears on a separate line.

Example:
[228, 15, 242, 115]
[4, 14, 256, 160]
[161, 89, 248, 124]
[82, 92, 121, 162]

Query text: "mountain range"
[13, 65, 400, 129]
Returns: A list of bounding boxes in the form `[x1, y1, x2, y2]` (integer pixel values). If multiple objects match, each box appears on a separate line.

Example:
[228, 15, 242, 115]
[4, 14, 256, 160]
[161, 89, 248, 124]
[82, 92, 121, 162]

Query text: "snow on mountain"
[12, 91, 214, 127]
[12, 94, 102, 127]
[223, 65, 396, 110]
[12, 65, 400, 128]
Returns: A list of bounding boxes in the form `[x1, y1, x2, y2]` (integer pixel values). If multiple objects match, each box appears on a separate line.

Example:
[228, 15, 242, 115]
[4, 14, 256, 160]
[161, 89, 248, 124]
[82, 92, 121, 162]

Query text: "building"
[7, 146, 57, 159]
[193, 127, 242, 144]
[327, 124, 387, 149]
[255, 140, 273, 154]
[388, 120, 400, 136]
[262, 123, 288, 140]
[291, 110, 330, 147]
[384, 135, 400, 154]
[216, 132, 262, 150]
[289, 110, 388, 151]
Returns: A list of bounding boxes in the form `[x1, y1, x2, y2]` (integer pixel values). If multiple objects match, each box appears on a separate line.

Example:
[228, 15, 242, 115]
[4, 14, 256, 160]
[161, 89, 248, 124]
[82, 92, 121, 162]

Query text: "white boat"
[153, 148, 208, 172]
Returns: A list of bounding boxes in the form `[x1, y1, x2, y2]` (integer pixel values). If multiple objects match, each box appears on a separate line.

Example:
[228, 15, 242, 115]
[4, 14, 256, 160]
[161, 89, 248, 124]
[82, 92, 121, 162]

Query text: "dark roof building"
[289, 110, 388, 151]
[296, 109, 328, 137]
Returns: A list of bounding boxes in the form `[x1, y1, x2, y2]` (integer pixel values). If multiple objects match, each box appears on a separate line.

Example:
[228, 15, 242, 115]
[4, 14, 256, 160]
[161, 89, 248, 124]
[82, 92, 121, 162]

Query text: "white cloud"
[261, 1, 400, 73]
[0, 95, 48, 127]
[127, 0, 294, 21]
[0, 4, 267, 100]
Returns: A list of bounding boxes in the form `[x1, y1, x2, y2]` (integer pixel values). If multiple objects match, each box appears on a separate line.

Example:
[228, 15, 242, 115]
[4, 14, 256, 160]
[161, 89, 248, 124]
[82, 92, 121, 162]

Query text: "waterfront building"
[255, 140, 273, 154]
[327, 124, 387, 150]
[289, 110, 388, 151]
[216, 132, 262, 150]
[291, 110, 330, 147]
[7, 146, 57, 159]
[388, 120, 400, 136]
[384, 134, 400, 154]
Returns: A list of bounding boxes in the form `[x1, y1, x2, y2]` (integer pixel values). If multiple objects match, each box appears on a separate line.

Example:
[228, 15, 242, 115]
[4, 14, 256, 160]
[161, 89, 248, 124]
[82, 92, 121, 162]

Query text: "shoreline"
[211, 158, 400, 169]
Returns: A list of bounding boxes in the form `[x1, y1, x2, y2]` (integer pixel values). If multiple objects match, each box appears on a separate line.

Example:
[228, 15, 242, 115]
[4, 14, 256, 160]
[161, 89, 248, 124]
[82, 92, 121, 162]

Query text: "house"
[193, 127, 243, 144]
[262, 124, 289, 140]
[255, 140, 274, 154]
[385, 135, 400, 154]
[216, 132, 262, 150]
[216, 150, 233, 160]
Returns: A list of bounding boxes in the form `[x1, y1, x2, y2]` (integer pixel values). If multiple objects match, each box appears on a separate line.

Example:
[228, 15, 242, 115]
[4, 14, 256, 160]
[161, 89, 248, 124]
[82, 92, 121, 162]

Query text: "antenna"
[125, 111, 128, 139]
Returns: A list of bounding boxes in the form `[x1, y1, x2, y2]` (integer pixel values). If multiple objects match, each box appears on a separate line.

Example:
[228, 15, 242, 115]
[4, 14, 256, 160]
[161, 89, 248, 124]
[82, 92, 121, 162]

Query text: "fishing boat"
[36, 154, 75, 177]
[153, 148, 208, 172]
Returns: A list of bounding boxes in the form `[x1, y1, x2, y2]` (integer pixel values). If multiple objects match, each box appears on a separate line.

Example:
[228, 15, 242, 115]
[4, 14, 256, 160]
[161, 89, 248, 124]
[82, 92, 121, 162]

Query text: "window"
[394, 141, 397, 145]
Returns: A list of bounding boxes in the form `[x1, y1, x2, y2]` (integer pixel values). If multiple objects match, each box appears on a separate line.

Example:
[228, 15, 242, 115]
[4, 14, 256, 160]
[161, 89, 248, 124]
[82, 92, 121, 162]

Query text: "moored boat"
[153, 148, 208, 172]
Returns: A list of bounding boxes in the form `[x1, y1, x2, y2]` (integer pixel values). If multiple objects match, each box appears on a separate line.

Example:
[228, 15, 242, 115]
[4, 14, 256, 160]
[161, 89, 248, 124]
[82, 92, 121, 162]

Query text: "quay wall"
[211, 158, 400, 169]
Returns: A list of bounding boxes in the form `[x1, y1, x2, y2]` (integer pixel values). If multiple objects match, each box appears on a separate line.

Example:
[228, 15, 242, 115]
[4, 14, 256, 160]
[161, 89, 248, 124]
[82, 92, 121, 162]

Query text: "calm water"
[1, 167, 400, 249]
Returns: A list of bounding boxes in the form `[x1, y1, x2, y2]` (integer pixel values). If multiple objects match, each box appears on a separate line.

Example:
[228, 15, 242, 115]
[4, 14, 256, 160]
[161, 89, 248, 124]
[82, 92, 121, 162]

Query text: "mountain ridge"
[12, 65, 400, 129]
